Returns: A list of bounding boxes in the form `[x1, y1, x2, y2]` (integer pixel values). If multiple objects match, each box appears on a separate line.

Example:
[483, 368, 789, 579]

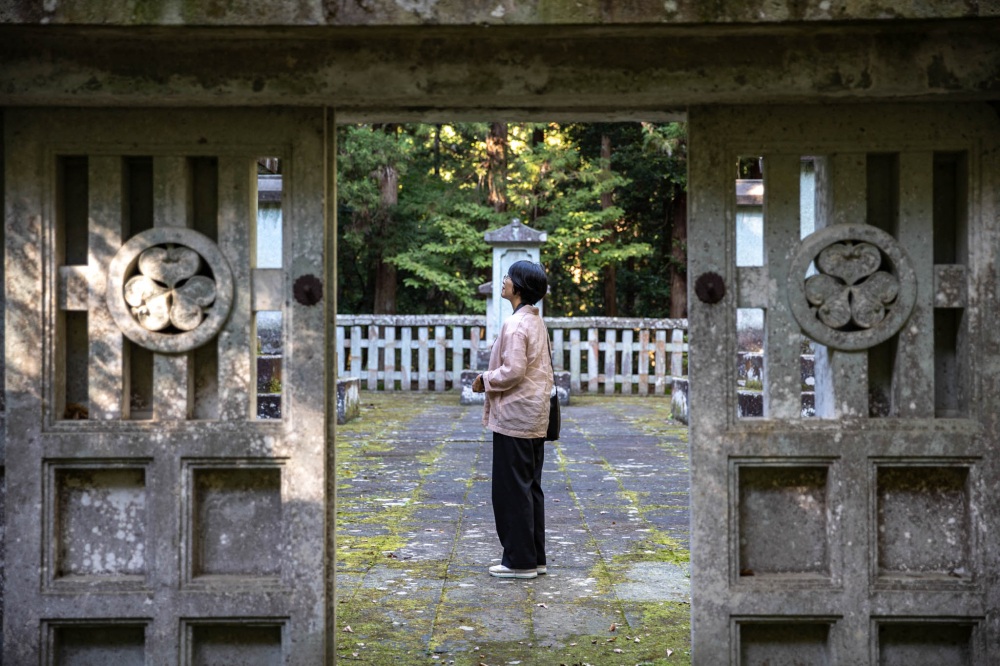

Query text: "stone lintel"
[0, 21, 998, 111]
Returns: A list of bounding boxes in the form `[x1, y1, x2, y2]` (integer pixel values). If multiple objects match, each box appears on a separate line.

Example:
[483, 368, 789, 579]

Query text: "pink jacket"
[481, 305, 554, 439]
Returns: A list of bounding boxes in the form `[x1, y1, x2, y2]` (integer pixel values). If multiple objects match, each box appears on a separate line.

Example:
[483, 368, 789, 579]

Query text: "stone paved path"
[335, 392, 691, 665]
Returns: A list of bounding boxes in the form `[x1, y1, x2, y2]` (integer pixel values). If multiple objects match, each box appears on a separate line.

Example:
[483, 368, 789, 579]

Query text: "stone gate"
[2, 3, 1000, 664]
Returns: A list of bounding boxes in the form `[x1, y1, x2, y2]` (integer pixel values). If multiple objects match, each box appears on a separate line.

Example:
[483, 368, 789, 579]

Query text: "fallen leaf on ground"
[667, 648, 674, 657]
[609, 622, 617, 632]
[343, 626, 353, 633]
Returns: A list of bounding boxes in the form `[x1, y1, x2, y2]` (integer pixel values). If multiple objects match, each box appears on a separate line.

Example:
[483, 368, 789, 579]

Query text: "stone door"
[4, 109, 332, 663]
[687, 104, 1000, 664]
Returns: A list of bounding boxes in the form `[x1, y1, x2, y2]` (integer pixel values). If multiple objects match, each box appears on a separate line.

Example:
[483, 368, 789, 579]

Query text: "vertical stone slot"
[876, 465, 970, 580]
[799, 158, 817, 417]
[738, 465, 829, 577]
[739, 622, 830, 665]
[932, 152, 967, 266]
[52, 624, 146, 666]
[256, 163, 283, 270]
[866, 154, 900, 417]
[124, 158, 154, 419]
[736, 157, 764, 267]
[255, 161, 283, 419]
[934, 309, 965, 418]
[55, 468, 147, 581]
[64, 312, 90, 419]
[59, 156, 89, 264]
[190, 623, 282, 665]
[57, 157, 90, 419]
[256, 312, 283, 419]
[192, 467, 282, 578]
[124, 157, 154, 236]
[192, 157, 220, 420]
[736, 309, 764, 419]
[933, 152, 968, 419]
[877, 622, 973, 666]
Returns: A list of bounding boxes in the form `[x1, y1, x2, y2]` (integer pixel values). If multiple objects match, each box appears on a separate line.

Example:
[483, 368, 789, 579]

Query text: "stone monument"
[460, 218, 547, 405]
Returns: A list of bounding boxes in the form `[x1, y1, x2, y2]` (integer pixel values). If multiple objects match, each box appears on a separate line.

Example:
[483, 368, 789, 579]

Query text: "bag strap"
[545, 329, 556, 382]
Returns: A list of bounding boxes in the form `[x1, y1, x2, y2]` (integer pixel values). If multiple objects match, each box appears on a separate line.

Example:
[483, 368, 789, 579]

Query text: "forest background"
[334, 122, 689, 319]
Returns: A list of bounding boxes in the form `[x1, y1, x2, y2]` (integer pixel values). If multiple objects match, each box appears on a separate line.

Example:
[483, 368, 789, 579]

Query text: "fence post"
[588, 328, 599, 393]
[452, 325, 464, 387]
[655, 329, 668, 395]
[383, 325, 396, 391]
[350, 325, 363, 380]
[418, 326, 429, 391]
[552, 328, 565, 371]
[435, 325, 447, 391]
[336, 326, 345, 378]
[604, 329, 617, 395]
[367, 325, 380, 390]
[621, 329, 633, 395]
[671, 327, 684, 381]
[638, 328, 650, 396]
[570, 329, 582, 393]
[401, 326, 413, 391]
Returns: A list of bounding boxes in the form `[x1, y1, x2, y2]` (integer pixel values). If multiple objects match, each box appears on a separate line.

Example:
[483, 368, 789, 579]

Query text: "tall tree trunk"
[530, 125, 548, 223]
[433, 124, 441, 177]
[373, 263, 397, 314]
[373, 161, 399, 314]
[486, 122, 508, 213]
[669, 188, 688, 319]
[601, 133, 618, 317]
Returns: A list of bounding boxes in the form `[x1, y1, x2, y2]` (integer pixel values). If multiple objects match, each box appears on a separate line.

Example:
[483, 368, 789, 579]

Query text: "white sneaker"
[536, 565, 547, 575]
[489, 564, 537, 579]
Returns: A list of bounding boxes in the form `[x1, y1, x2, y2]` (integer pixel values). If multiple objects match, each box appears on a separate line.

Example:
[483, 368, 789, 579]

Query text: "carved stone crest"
[107, 228, 234, 354]
[788, 225, 916, 351]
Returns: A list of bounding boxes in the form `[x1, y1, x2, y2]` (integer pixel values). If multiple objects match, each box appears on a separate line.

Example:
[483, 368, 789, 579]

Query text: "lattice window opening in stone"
[256, 311, 283, 420]
[734, 156, 819, 420]
[736, 308, 764, 419]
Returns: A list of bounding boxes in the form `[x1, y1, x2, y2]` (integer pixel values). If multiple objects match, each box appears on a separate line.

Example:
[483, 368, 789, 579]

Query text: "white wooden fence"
[335, 315, 688, 395]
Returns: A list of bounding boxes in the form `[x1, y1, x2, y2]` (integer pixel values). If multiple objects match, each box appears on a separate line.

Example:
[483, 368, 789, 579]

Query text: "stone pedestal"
[459, 371, 484, 406]
[337, 377, 361, 424]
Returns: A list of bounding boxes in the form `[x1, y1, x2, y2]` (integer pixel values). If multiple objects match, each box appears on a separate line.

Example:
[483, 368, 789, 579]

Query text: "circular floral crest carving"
[107, 228, 234, 354]
[787, 225, 916, 351]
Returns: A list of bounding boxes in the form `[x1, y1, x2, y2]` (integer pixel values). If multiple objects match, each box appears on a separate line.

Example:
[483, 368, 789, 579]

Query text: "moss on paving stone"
[335, 393, 693, 664]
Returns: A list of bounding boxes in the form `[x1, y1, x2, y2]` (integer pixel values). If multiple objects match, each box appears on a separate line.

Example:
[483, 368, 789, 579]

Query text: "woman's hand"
[472, 374, 485, 393]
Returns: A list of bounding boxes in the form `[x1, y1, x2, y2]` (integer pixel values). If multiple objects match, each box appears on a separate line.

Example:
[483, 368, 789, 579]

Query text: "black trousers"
[492, 431, 546, 570]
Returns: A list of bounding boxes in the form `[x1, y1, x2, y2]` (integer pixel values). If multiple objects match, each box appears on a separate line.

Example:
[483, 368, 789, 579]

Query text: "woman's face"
[501, 273, 516, 303]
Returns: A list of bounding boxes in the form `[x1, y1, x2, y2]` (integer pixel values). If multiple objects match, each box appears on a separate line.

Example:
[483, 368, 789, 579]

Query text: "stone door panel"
[688, 104, 999, 664]
[4, 109, 330, 664]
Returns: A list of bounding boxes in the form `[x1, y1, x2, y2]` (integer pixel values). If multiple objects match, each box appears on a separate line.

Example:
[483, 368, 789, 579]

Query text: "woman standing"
[472, 260, 553, 579]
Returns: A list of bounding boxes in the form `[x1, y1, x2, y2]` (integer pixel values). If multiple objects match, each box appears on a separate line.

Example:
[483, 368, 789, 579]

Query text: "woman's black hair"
[507, 260, 548, 306]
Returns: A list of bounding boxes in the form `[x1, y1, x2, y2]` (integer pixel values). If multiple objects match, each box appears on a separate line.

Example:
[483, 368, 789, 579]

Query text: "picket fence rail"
[335, 315, 688, 395]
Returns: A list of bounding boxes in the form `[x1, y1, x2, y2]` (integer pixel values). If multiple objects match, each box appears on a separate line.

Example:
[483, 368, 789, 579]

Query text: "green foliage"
[337, 121, 688, 316]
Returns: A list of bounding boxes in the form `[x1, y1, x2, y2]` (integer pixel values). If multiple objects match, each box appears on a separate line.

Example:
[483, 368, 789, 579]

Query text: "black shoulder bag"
[545, 335, 560, 441]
